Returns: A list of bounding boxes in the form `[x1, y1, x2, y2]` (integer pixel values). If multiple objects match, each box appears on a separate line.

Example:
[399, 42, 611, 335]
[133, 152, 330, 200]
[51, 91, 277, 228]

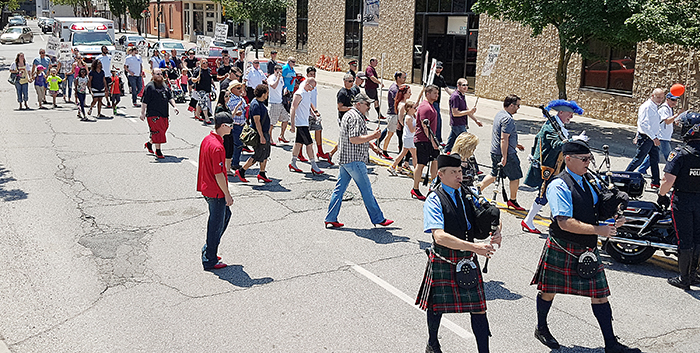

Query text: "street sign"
[110, 50, 126, 72]
[196, 35, 212, 56]
[214, 23, 228, 43]
[46, 36, 60, 57]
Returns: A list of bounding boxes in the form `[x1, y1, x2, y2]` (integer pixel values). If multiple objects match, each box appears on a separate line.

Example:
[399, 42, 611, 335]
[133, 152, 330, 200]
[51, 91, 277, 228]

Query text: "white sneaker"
[387, 167, 398, 176]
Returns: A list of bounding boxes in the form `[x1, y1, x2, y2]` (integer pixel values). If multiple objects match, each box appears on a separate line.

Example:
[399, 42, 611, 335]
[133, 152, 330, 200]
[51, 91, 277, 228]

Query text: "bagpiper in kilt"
[531, 140, 641, 353]
[522, 99, 585, 234]
[415, 153, 501, 353]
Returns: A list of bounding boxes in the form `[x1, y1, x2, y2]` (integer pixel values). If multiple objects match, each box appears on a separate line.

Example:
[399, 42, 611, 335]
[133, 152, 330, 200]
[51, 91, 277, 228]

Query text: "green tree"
[216, 0, 288, 57]
[108, 0, 128, 33]
[125, 0, 150, 36]
[626, 0, 700, 49]
[472, 0, 643, 99]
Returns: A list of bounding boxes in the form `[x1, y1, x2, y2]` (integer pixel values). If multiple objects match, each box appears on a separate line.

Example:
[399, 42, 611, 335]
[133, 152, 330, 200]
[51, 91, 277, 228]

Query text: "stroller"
[169, 78, 186, 103]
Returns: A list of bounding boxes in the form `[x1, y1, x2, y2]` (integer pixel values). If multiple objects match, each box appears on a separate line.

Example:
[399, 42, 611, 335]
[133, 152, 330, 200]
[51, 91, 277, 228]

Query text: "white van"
[52, 17, 116, 62]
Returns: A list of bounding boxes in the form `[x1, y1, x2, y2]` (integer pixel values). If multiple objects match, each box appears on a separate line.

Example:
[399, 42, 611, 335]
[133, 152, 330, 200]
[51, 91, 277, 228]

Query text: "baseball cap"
[270, 50, 278, 54]
[353, 92, 375, 104]
[436, 61, 443, 69]
[215, 112, 234, 125]
[666, 93, 679, 100]
[356, 71, 366, 80]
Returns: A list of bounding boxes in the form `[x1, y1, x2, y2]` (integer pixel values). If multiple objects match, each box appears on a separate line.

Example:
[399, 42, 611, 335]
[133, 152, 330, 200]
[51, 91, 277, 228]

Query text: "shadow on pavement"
[483, 280, 523, 301]
[599, 252, 675, 279]
[153, 156, 188, 163]
[418, 240, 431, 250]
[554, 346, 605, 353]
[213, 264, 274, 287]
[0, 164, 28, 202]
[335, 227, 409, 244]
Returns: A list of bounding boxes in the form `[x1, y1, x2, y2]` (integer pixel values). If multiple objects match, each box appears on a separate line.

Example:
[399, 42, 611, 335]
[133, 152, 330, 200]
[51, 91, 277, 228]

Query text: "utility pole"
[157, 0, 161, 41]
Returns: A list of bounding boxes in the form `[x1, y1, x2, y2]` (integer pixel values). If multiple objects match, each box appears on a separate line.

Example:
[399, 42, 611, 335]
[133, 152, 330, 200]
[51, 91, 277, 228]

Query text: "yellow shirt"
[47, 75, 62, 91]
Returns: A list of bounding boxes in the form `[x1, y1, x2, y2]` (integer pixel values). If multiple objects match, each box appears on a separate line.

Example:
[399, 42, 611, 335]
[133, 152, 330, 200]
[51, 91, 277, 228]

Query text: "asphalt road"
[0, 22, 698, 353]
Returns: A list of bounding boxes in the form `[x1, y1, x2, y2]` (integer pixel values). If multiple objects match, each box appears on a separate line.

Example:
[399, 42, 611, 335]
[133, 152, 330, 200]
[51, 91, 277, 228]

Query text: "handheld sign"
[46, 36, 60, 57]
[137, 43, 148, 58]
[196, 35, 212, 57]
[58, 42, 72, 61]
[214, 23, 228, 43]
[427, 59, 437, 86]
[110, 50, 126, 72]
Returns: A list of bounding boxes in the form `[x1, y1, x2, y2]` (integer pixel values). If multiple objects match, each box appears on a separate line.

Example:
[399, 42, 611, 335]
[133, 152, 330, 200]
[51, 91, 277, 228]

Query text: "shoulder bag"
[240, 124, 259, 147]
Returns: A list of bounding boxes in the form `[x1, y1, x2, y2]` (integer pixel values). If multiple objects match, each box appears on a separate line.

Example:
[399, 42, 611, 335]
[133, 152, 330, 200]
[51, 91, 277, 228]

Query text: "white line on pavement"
[346, 261, 474, 341]
[188, 160, 198, 168]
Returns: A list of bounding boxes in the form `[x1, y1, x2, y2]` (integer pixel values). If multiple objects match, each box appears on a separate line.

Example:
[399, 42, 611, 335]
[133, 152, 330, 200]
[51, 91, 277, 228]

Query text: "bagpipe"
[535, 105, 568, 197]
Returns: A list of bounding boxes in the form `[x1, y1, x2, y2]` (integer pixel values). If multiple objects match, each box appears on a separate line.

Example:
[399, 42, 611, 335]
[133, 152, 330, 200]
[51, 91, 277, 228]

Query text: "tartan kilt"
[531, 235, 610, 298]
[416, 245, 487, 313]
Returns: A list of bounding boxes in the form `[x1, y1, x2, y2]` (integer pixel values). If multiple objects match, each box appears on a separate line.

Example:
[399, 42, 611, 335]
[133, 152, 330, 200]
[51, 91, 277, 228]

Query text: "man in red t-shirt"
[411, 85, 440, 200]
[198, 112, 235, 270]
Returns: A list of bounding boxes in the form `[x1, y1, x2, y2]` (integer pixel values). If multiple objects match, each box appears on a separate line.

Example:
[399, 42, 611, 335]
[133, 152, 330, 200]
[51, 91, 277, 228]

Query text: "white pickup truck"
[52, 17, 116, 62]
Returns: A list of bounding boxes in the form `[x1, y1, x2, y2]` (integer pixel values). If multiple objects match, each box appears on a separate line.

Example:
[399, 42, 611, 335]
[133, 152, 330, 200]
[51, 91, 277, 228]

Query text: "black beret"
[438, 153, 461, 169]
[562, 140, 590, 155]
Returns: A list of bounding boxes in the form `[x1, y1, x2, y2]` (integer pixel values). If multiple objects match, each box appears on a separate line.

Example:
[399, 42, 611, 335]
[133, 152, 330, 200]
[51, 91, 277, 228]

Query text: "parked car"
[1, 26, 33, 44]
[583, 59, 635, 91]
[116, 34, 147, 49]
[152, 40, 187, 57]
[8, 16, 27, 27]
[239, 35, 264, 50]
[211, 39, 238, 50]
[40, 18, 55, 33]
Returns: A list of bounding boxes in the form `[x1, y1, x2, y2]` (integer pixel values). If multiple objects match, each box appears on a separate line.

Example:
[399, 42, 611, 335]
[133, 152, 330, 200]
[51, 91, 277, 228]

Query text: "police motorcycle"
[538, 105, 677, 265]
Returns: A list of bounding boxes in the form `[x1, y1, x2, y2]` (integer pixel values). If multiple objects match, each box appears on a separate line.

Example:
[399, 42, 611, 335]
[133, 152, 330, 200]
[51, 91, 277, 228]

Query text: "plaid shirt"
[338, 108, 369, 165]
[226, 94, 248, 125]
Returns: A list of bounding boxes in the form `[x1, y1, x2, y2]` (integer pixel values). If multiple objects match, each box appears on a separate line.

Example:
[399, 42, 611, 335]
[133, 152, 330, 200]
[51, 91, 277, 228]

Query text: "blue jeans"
[128, 75, 143, 104]
[231, 124, 244, 167]
[433, 101, 443, 142]
[201, 196, 231, 268]
[626, 134, 660, 184]
[638, 140, 672, 173]
[444, 124, 467, 153]
[325, 161, 385, 224]
[14, 82, 28, 103]
[62, 73, 74, 99]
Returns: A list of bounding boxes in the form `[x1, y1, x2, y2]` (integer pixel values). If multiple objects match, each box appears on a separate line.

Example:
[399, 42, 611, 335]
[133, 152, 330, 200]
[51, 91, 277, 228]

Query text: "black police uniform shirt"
[664, 140, 700, 193]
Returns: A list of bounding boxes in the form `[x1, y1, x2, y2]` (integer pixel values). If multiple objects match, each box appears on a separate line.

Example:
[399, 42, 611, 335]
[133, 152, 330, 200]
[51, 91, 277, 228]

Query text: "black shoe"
[535, 326, 560, 349]
[425, 343, 442, 353]
[605, 339, 641, 353]
[667, 276, 691, 290]
[692, 273, 700, 286]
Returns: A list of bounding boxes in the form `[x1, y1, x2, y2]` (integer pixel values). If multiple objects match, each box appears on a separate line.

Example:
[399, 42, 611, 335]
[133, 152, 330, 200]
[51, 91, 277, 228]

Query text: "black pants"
[672, 191, 700, 250]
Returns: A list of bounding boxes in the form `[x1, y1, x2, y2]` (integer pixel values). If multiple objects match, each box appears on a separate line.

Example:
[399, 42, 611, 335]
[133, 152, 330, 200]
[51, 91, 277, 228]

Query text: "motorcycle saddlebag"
[609, 171, 645, 198]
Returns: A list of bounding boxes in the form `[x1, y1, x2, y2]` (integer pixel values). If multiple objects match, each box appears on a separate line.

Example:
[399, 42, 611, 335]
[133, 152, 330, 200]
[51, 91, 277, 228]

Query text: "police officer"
[416, 153, 502, 353]
[658, 111, 700, 290]
[522, 100, 587, 234]
[531, 140, 640, 353]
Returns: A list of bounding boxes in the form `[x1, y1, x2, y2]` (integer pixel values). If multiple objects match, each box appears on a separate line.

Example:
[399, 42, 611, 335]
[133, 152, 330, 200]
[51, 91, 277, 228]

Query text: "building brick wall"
[147, 1, 183, 40]
[475, 16, 699, 126]
[267, 0, 415, 82]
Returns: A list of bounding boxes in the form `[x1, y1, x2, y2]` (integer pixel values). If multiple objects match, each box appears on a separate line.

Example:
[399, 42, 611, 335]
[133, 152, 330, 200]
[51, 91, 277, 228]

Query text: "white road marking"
[346, 261, 474, 340]
[188, 160, 198, 168]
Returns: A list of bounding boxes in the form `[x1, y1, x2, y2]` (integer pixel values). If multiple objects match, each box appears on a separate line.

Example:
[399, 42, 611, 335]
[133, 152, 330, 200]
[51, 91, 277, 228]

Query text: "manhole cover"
[311, 189, 354, 201]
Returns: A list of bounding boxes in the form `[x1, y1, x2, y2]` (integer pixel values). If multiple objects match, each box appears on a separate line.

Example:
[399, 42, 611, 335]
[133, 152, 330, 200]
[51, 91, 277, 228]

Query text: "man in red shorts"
[198, 112, 235, 270]
[140, 68, 179, 159]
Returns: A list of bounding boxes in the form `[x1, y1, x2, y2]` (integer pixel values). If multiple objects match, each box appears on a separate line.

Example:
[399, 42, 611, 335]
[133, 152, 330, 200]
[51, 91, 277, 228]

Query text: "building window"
[581, 40, 636, 93]
[296, 0, 308, 50]
[250, 21, 258, 37]
[344, 0, 361, 57]
[266, 12, 286, 46]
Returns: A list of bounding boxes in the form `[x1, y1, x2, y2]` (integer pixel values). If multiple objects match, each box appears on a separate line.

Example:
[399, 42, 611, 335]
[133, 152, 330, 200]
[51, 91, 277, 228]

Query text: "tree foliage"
[627, 0, 700, 49]
[0, 0, 20, 11]
[472, 0, 643, 99]
[108, 0, 127, 18]
[52, 0, 93, 16]
[125, 0, 150, 20]
[219, 0, 288, 29]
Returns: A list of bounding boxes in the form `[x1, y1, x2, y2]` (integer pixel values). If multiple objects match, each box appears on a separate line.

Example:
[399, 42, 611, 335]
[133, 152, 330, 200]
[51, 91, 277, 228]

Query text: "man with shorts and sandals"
[140, 68, 179, 159]
[289, 78, 324, 175]
[267, 63, 290, 144]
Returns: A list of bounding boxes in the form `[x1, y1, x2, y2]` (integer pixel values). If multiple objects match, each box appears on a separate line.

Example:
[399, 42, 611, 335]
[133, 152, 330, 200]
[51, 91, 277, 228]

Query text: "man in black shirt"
[183, 50, 198, 70]
[234, 50, 245, 72]
[267, 50, 278, 75]
[328, 73, 359, 162]
[170, 49, 182, 70]
[433, 61, 453, 144]
[140, 68, 179, 159]
[192, 59, 214, 124]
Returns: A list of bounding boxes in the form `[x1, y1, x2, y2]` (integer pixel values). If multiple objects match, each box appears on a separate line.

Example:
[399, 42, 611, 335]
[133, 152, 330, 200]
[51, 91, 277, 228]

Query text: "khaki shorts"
[269, 103, 290, 124]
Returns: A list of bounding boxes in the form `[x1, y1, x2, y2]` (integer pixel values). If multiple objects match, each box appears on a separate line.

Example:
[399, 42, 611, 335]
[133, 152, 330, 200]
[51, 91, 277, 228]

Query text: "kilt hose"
[531, 236, 610, 298]
[416, 245, 487, 313]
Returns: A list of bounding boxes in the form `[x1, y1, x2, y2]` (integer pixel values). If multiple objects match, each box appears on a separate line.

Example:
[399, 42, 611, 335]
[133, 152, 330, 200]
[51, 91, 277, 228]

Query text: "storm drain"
[311, 189, 355, 201]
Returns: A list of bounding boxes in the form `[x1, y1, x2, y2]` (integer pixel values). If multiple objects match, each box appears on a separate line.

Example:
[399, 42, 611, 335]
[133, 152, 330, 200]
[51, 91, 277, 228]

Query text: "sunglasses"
[153, 72, 162, 76]
[460, 84, 469, 87]
[253, 62, 259, 64]
[222, 123, 233, 128]
[290, 61, 296, 64]
[570, 155, 593, 163]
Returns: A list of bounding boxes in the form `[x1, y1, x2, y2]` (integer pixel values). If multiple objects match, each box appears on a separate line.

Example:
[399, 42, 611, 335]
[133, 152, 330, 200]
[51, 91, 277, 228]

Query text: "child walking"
[74, 68, 89, 121]
[47, 68, 63, 108]
[109, 70, 121, 115]
[179, 68, 189, 98]
[34, 65, 47, 109]
[388, 100, 418, 176]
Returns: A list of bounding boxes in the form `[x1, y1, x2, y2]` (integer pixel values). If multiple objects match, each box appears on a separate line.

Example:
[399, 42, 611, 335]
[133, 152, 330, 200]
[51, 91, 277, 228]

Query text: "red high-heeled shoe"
[374, 219, 394, 227]
[297, 153, 309, 162]
[288, 164, 302, 172]
[411, 189, 426, 201]
[521, 220, 541, 234]
[325, 221, 344, 228]
[144, 142, 153, 154]
[234, 169, 248, 182]
[257, 174, 272, 183]
[507, 199, 526, 211]
[278, 136, 289, 143]
[311, 168, 324, 175]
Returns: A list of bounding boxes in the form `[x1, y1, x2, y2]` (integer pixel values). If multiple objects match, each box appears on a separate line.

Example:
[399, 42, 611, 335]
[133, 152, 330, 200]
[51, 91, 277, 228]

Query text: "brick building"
[268, 0, 698, 124]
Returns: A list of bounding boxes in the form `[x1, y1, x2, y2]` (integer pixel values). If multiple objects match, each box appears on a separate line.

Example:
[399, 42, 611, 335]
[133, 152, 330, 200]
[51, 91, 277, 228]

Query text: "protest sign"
[214, 23, 228, 42]
[196, 35, 212, 56]
[110, 50, 126, 72]
[46, 36, 60, 57]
